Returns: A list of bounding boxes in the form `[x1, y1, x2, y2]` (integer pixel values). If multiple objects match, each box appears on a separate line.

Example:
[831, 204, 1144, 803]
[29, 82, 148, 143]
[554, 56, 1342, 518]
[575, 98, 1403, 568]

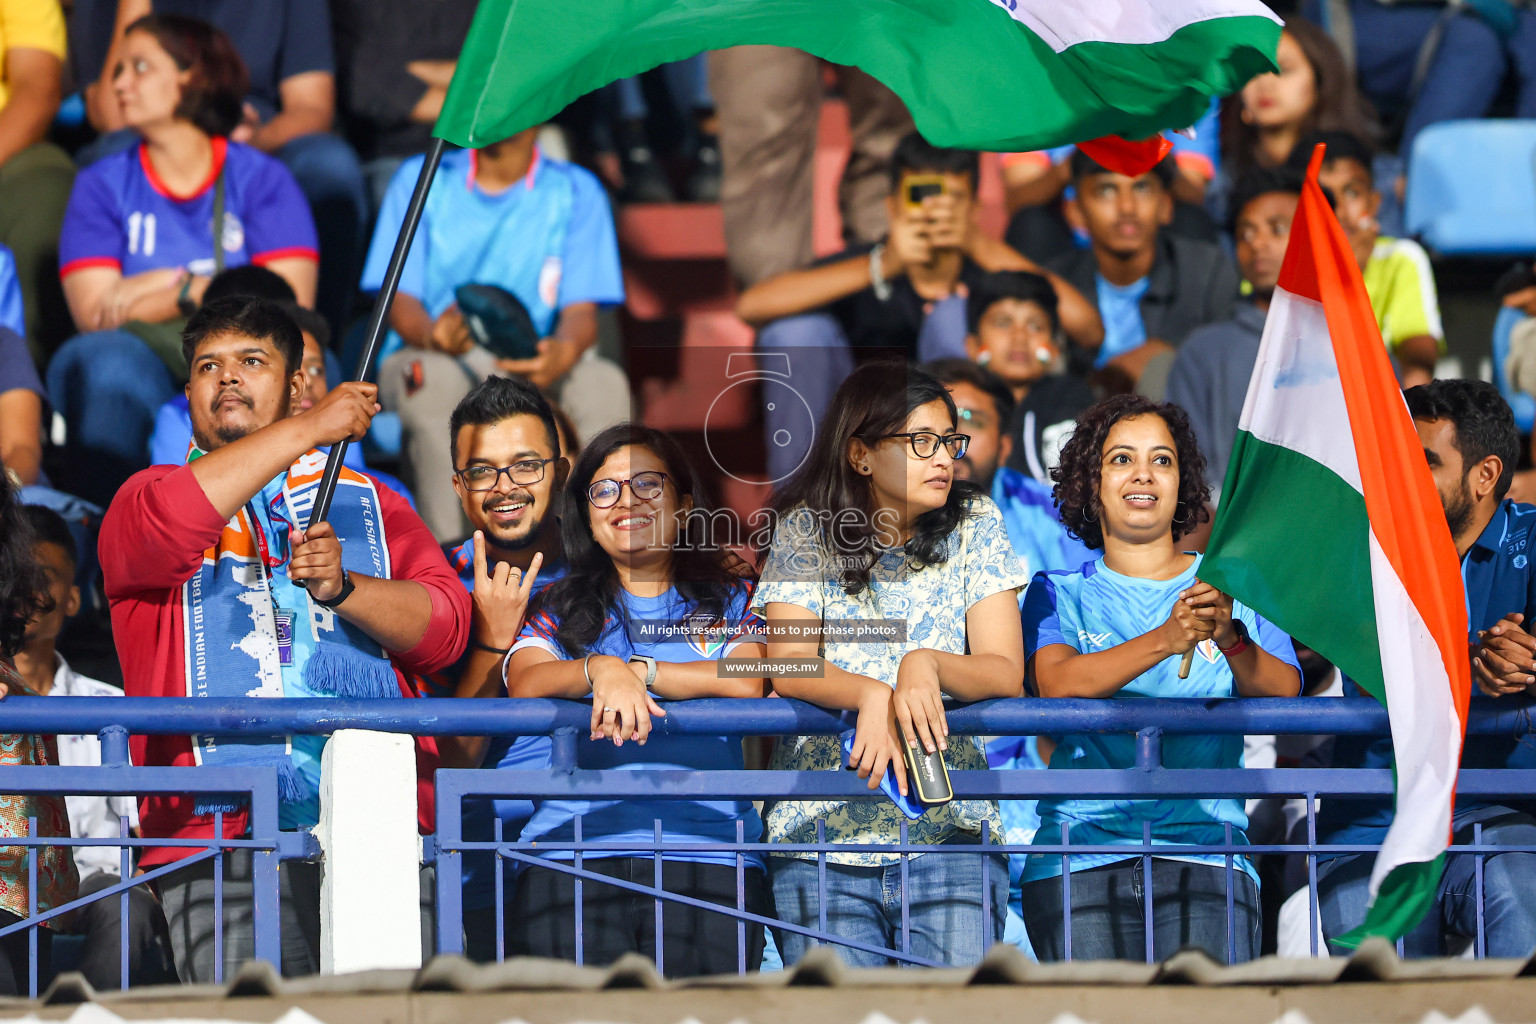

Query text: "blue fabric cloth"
[990, 467, 1095, 583]
[0, 246, 23, 338]
[1020, 554, 1301, 883]
[514, 582, 765, 868]
[362, 147, 623, 363]
[1093, 275, 1151, 366]
[1320, 499, 1536, 851]
[986, 735, 1047, 959]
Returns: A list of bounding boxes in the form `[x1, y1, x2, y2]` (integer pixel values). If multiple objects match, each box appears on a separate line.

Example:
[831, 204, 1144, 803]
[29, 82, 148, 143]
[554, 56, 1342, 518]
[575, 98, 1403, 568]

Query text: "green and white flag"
[434, 0, 1280, 152]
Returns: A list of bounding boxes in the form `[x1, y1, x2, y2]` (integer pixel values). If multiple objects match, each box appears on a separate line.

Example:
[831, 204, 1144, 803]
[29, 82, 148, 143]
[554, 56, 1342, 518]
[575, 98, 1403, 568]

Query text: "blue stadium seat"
[1405, 120, 1536, 257]
[1492, 305, 1536, 434]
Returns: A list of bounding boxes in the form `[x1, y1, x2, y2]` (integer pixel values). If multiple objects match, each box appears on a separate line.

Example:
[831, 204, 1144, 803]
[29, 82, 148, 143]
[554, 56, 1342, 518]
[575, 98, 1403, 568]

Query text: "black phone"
[901, 738, 954, 806]
[903, 175, 946, 210]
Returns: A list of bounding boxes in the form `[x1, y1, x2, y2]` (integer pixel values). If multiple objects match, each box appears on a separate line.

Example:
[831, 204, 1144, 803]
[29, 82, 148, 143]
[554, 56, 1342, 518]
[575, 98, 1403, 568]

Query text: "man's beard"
[1444, 478, 1476, 539]
[191, 421, 256, 452]
[481, 494, 546, 550]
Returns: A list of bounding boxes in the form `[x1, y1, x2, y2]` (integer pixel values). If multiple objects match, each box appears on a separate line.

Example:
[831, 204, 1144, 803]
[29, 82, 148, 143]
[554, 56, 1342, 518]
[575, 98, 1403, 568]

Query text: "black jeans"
[1021, 858, 1261, 964]
[507, 858, 770, 977]
[0, 910, 49, 996]
[71, 874, 178, 990]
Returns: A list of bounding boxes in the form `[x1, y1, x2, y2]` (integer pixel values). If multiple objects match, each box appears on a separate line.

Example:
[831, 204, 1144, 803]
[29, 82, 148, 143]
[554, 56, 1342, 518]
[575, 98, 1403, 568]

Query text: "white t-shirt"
[48, 656, 138, 881]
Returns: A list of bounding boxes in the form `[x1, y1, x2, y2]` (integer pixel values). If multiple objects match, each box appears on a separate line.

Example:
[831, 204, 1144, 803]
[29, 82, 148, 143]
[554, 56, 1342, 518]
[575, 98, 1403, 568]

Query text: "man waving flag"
[433, 1, 1281, 158]
[1199, 146, 1472, 944]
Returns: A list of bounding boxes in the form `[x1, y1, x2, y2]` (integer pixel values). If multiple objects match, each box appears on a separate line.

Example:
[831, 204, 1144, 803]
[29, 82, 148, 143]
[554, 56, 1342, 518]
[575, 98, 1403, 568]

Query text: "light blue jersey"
[1020, 554, 1300, 883]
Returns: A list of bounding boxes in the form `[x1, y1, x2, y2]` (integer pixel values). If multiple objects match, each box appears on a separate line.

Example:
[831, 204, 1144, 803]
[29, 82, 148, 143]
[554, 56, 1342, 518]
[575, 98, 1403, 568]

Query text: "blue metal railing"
[4, 697, 1534, 988]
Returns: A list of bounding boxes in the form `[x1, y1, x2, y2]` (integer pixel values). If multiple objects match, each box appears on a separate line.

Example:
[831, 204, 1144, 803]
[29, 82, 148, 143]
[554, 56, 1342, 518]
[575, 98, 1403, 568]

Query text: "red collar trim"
[467, 145, 540, 193]
[139, 136, 228, 201]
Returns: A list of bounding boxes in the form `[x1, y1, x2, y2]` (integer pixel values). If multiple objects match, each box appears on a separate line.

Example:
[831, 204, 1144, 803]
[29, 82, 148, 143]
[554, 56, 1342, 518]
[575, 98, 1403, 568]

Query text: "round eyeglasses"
[884, 432, 970, 460]
[455, 458, 556, 491]
[588, 471, 669, 509]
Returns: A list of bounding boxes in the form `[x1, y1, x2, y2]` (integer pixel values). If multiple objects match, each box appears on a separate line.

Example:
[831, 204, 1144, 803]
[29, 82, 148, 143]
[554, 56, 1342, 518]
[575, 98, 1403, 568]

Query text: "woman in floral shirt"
[0, 471, 78, 994]
[754, 361, 1028, 967]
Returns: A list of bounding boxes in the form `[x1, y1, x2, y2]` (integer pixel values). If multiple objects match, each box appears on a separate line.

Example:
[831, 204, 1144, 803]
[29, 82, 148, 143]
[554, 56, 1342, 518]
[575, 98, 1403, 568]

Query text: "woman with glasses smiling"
[754, 360, 1029, 967]
[501, 423, 773, 975]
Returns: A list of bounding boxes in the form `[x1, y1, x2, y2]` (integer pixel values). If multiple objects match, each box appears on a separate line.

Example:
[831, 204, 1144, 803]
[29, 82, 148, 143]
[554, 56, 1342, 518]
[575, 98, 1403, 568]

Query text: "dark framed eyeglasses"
[588, 471, 669, 509]
[885, 432, 970, 460]
[455, 458, 556, 491]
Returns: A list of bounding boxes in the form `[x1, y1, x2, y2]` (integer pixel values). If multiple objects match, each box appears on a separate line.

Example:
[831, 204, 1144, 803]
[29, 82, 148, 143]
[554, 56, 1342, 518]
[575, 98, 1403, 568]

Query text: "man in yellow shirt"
[1303, 130, 1443, 389]
[0, 0, 74, 359]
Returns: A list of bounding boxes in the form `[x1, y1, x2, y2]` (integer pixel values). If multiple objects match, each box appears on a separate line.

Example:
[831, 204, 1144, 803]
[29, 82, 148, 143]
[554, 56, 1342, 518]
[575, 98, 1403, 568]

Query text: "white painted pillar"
[317, 729, 423, 973]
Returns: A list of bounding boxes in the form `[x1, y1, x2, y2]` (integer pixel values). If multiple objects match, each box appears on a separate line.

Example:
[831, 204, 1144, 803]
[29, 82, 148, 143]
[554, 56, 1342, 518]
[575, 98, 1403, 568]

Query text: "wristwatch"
[628, 654, 658, 688]
[313, 568, 355, 608]
[1217, 619, 1251, 657]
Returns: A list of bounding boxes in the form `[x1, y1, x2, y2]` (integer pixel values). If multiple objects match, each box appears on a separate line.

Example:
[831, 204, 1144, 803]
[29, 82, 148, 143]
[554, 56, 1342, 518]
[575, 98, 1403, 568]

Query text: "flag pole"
[307, 136, 449, 530]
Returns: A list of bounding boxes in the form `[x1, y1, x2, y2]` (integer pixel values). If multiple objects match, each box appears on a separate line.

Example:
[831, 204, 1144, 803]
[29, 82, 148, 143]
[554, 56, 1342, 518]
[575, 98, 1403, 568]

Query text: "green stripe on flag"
[1333, 855, 1445, 949]
[1198, 431, 1385, 701]
[436, 1, 1279, 150]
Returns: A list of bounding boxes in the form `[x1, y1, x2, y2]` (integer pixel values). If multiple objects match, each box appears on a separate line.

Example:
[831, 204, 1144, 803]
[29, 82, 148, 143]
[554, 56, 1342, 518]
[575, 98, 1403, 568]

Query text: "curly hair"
[1051, 395, 1211, 550]
[0, 472, 53, 658]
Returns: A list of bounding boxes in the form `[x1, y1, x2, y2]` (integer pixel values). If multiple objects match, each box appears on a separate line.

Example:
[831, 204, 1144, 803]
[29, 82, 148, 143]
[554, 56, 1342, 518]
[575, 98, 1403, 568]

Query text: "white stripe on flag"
[989, 0, 1281, 52]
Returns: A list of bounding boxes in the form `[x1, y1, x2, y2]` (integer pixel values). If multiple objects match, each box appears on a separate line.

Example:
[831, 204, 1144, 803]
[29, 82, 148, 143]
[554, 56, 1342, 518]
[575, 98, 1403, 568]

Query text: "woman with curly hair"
[1019, 394, 1300, 964]
[755, 360, 1028, 967]
[0, 470, 78, 994]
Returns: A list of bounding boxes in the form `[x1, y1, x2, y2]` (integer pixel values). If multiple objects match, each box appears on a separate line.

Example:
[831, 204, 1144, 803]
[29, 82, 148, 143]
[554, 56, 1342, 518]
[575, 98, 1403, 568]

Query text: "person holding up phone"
[1019, 395, 1301, 965]
[755, 360, 1027, 968]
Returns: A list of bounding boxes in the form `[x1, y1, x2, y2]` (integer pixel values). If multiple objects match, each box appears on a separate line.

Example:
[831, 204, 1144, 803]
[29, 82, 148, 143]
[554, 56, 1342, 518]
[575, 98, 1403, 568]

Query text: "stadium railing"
[4, 697, 1535, 994]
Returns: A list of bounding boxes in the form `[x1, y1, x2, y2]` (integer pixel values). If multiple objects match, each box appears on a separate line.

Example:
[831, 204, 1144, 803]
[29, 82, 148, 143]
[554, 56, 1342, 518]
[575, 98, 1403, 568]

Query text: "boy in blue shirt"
[367, 128, 630, 541]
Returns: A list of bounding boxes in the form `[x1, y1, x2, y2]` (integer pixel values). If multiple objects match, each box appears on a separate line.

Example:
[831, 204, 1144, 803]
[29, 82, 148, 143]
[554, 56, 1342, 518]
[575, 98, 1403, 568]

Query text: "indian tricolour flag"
[1200, 147, 1472, 944]
[434, 1, 1280, 154]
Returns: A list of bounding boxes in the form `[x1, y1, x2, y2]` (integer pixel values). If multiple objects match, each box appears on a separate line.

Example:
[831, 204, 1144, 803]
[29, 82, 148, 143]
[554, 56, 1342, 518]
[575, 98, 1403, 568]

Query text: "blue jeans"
[753, 297, 967, 484]
[1020, 859, 1261, 964]
[1317, 810, 1536, 958]
[769, 844, 1008, 968]
[47, 330, 178, 506]
[275, 133, 368, 333]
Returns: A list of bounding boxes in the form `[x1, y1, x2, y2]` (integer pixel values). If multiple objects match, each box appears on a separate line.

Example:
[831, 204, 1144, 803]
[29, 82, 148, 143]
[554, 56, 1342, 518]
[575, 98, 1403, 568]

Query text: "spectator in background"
[328, 0, 477, 207]
[11, 506, 177, 990]
[366, 127, 631, 542]
[1021, 395, 1301, 963]
[98, 297, 469, 982]
[1296, 130, 1442, 388]
[505, 424, 771, 974]
[1050, 152, 1239, 398]
[1318, 380, 1536, 959]
[708, 48, 914, 287]
[961, 270, 1094, 487]
[0, 472, 77, 997]
[1000, 99, 1222, 266]
[50, 14, 320, 507]
[81, 0, 368, 332]
[603, 58, 720, 204]
[430, 376, 567, 961]
[739, 133, 1102, 483]
[1167, 167, 1303, 493]
[757, 361, 1025, 967]
[1304, 0, 1536, 160]
[1215, 19, 1375, 225]
[0, 319, 44, 492]
[0, 0, 75, 359]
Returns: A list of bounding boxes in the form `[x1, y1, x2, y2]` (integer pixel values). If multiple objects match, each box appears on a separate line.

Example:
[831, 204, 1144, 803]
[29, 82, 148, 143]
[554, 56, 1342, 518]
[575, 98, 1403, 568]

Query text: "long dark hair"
[766, 360, 983, 595]
[1051, 395, 1211, 550]
[1219, 19, 1376, 176]
[126, 14, 248, 137]
[0, 472, 53, 658]
[532, 424, 745, 657]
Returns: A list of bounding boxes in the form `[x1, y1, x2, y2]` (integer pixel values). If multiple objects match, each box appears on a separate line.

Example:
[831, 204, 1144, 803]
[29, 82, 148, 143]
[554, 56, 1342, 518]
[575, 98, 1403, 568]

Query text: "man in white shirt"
[13, 506, 176, 988]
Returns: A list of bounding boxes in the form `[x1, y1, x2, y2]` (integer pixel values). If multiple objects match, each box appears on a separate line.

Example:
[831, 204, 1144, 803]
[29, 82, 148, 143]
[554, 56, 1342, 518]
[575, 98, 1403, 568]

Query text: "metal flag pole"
[306, 135, 449, 530]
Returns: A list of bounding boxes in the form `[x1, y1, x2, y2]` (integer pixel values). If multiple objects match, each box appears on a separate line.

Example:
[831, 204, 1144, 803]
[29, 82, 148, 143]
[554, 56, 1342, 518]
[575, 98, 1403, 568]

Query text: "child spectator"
[1021, 395, 1301, 963]
[1295, 130, 1442, 388]
[1215, 19, 1375, 224]
[1049, 152, 1239, 397]
[0, 0, 75, 358]
[11, 505, 177, 989]
[961, 270, 1094, 486]
[82, 0, 368, 332]
[739, 132, 1102, 482]
[0, 471, 77, 996]
[366, 127, 631, 542]
[50, 14, 319, 506]
[1167, 167, 1303, 492]
[756, 361, 1025, 967]
[504, 424, 771, 974]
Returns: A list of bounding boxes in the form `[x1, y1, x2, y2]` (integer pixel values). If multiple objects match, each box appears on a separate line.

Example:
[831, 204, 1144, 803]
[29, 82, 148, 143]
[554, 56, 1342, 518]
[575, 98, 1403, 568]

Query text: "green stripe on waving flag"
[435, 0, 1280, 151]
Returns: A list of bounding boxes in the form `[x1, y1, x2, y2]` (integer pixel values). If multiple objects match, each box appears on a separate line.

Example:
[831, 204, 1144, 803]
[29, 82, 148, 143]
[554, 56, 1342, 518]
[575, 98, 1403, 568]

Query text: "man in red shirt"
[100, 296, 470, 982]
